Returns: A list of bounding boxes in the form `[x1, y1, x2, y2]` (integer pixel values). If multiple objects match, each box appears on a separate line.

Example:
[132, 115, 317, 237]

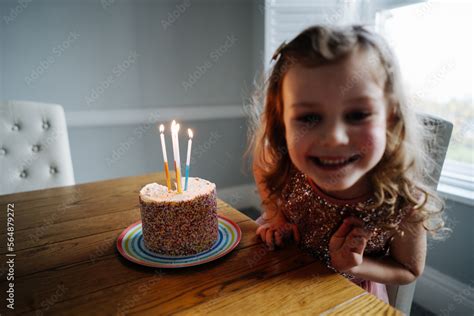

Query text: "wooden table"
[0, 172, 401, 315]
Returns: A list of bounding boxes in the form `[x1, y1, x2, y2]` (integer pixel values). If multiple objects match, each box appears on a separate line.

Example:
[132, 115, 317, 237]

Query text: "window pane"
[379, 1, 473, 165]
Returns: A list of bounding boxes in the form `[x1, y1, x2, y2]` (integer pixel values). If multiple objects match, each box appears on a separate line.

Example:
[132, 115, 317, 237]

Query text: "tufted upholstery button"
[0, 101, 76, 195]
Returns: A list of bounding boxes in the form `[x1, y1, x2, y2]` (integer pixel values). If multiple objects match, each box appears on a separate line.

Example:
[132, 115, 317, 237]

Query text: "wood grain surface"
[0, 172, 401, 315]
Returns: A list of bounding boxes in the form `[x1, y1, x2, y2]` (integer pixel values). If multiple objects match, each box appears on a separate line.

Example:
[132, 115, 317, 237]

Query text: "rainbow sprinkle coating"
[139, 177, 218, 256]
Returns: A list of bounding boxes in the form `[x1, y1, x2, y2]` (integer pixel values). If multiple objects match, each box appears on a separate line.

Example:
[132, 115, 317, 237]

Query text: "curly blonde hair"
[245, 25, 448, 238]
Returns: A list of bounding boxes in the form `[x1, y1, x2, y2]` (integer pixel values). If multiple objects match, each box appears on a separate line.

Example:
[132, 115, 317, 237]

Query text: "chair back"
[0, 100, 75, 195]
[386, 112, 453, 315]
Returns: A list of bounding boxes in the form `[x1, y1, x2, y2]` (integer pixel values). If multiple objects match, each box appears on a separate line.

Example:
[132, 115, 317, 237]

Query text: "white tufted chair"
[386, 112, 453, 315]
[0, 101, 75, 195]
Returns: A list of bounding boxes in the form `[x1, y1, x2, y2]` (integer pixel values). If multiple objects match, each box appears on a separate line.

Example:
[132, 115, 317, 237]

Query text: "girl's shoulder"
[368, 192, 423, 235]
[281, 165, 303, 195]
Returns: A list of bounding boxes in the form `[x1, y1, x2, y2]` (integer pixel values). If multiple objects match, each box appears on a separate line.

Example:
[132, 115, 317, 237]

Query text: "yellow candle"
[159, 124, 171, 192]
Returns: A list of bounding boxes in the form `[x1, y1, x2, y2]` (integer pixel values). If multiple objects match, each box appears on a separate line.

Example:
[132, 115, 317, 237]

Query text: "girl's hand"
[329, 217, 372, 273]
[256, 212, 300, 250]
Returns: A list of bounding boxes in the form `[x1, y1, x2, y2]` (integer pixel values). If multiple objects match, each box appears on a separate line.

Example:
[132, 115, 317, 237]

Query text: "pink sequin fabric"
[281, 170, 410, 260]
[280, 169, 411, 301]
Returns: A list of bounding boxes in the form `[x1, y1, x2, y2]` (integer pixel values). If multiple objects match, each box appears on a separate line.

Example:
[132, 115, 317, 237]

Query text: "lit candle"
[175, 123, 183, 193]
[175, 124, 181, 168]
[185, 129, 193, 191]
[171, 121, 183, 193]
[159, 124, 171, 192]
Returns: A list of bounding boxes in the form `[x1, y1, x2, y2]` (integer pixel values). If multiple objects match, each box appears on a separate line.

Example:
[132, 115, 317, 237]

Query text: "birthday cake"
[139, 177, 218, 256]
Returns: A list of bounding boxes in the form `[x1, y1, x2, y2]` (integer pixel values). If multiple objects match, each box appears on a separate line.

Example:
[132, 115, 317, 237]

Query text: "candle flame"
[188, 129, 193, 139]
[159, 124, 164, 133]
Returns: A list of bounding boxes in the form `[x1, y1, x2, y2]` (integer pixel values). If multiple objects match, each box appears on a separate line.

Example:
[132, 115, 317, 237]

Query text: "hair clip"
[271, 41, 287, 63]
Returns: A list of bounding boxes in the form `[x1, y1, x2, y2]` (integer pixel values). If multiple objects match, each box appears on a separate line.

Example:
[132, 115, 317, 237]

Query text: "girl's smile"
[310, 154, 361, 170]
[282, 48, 390, 200]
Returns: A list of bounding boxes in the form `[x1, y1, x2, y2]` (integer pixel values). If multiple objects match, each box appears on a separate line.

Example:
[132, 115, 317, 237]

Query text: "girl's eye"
[297, 114, 321, 124]
[346, 111, 371, 122]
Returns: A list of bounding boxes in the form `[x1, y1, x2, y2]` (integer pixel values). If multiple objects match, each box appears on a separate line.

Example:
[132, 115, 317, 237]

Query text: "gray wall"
[1, 0, 257, 109]
[68, 117, 253, 186]
[426, 198, 474, 284]
[1, 0, 264, 187]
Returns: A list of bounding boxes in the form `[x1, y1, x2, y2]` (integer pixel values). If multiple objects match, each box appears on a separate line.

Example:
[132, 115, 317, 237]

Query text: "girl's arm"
[253, 160, 300, 249]
[253, 160, 283, 223]
[347, 211, 427, 285]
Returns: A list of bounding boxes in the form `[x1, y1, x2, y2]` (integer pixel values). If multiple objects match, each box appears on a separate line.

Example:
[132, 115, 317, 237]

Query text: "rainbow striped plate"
[117, 215, 241, 268]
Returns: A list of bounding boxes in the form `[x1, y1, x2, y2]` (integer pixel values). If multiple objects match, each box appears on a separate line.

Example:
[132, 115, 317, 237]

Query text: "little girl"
[247, 25, 447, 303]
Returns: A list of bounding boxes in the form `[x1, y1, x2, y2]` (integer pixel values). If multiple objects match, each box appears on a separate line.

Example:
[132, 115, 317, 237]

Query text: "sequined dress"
[279, 170, 412, 303]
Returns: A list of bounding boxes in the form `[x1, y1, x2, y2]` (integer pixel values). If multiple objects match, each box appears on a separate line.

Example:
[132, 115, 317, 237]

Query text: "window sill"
[437, 182, 473, 207]
[437, 160, 473, 206]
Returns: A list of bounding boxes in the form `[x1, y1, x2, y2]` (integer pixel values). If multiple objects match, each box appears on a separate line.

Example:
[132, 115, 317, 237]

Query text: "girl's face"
[282, 49, 390, 199]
